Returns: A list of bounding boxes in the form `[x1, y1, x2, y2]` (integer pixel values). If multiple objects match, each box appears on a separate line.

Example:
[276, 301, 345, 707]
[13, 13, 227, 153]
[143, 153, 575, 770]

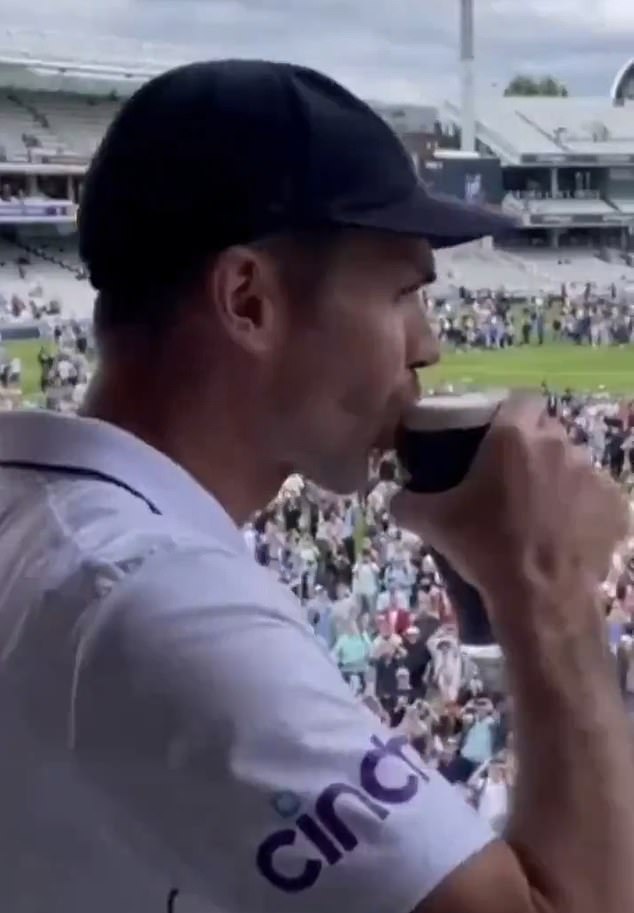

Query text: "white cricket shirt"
[0, 410, 493, 913]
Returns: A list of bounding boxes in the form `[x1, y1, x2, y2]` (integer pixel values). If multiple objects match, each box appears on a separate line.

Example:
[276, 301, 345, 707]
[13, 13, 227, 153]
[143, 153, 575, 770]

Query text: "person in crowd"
[459, 699, 498, 776]
[472, 757, 511, 835]
[305, 586, 335, 650]
[402, 624, 432, 700]
[372, 614, 407, 716]
[427, 627, 467, 703]
[352, 545, 380, 617]
[376, 578, 411, 626]
[331, 616, 372, 694]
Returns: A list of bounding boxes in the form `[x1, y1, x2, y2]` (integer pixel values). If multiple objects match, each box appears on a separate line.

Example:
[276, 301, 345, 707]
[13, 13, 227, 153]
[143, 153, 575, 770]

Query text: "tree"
[504, 75, 569, 98]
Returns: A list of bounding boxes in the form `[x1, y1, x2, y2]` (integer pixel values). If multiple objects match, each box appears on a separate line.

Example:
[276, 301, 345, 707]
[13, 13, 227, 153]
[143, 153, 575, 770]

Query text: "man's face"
[264, 231, 439, 493]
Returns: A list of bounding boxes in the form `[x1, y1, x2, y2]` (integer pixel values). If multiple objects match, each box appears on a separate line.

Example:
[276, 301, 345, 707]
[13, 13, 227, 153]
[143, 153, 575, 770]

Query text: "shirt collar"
[0, 410, 245, 550]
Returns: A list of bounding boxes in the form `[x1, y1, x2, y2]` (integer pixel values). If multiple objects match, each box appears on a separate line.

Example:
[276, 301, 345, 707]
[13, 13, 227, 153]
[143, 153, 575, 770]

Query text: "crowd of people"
[244, 465, 516, 828]
[0, 275, 63, 323]
[0, 321, 92, 412]
[236, 381, 634, 833]
[431, 284, 634, 349]
[39, 320, 92, 405]
[3, 309, 634, 833]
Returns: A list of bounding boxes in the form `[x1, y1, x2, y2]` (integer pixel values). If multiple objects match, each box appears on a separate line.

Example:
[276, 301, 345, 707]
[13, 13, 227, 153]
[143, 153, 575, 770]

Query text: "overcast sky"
[0, 0, 632, 103]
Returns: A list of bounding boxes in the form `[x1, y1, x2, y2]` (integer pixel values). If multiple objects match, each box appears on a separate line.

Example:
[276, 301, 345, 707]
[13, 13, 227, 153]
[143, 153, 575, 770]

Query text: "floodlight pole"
[460, 0, 476, 152]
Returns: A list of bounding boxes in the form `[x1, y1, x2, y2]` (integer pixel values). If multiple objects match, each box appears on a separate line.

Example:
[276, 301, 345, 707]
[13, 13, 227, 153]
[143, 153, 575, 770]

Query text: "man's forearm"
[494, 587, 634, 913]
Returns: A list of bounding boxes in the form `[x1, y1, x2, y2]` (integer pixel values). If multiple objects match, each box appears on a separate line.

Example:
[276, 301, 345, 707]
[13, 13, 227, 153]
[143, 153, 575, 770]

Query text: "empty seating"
[26, 93, 121, 158]
[516, 249, 634, 290]
[0, 239, 94, 320]
[431, 243, 554, 296]
[0, 91, 120, 161]
[504, 191, 615, 216]
[0, 93, 64, 161]
[612, 199, 634, 215]
[429, 241, 634, 297]
[506, 99, 634, 155]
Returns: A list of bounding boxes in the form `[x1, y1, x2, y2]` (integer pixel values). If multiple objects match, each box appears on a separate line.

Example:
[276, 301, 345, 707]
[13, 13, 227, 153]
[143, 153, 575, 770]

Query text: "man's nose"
[405, 300, 440, 371]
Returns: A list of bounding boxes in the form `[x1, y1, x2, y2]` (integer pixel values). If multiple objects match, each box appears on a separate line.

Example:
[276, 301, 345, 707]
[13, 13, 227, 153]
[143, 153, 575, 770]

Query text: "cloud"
[0, 0, 632, 101]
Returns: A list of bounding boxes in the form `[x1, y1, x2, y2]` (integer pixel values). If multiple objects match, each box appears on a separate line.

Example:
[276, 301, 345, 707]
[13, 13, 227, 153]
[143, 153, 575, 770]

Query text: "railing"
[507, 190, 603, 201]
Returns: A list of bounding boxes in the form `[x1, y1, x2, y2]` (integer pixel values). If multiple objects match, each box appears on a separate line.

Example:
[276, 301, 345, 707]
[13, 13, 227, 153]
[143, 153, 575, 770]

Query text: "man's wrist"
[486, 578, 605, 659]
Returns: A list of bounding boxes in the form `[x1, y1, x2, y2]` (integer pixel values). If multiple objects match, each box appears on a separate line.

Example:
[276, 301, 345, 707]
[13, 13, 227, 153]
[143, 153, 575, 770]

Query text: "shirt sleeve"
[72, 548, 494, 913]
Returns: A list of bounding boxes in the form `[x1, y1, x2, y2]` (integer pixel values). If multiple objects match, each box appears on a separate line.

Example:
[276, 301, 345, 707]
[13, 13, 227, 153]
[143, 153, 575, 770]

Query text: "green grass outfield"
[422, 343, 634, 395]
[5, 338, 634, 398]
[3, 340, 55, 400]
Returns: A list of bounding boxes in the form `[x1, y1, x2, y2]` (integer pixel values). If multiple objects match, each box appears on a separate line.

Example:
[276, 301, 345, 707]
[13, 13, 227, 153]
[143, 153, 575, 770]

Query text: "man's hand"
[394, 395, 634, 913]
[392, 395, 630, 615]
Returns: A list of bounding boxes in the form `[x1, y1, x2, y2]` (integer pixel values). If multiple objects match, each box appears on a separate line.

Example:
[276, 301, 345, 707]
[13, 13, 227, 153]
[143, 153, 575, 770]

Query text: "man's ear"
[206, 245, 284, 356]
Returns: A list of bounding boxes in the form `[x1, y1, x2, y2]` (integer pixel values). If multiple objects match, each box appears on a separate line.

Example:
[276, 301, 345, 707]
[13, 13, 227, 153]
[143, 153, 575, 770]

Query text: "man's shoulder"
[0, 472, 301, 638]
[83, 543, 312, 663]
[76, 518, 301, 632]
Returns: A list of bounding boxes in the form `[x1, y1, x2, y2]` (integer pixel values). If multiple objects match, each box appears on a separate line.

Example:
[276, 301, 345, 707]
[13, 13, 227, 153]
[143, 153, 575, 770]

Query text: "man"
[459, 700, 497, 778]
[0, 59, 632, 913]
[352, 546, 380, 616]
[401, 625, 430, 699]
[377, 584, 412, 636]
[307, 584, 337, 650]
[329, 577, 356, 631]
[372, 611, 408, 710]
[331, 616, 372, 694]
[472, 758, 510, 836]
[427, 628, 465, 704]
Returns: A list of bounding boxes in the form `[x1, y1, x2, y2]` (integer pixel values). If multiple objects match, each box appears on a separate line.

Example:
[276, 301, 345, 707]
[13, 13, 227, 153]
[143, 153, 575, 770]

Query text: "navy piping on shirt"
[0, 460, 162, 515]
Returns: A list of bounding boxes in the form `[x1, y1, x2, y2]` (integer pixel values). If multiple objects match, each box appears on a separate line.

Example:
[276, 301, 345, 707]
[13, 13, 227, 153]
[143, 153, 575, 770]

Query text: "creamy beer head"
[402, 391, 507, 434]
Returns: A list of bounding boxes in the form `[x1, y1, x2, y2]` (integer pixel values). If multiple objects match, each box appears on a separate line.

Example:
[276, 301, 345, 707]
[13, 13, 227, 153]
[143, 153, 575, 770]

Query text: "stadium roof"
[0, 27, 194, 69]
[0, 27, 198, 95]
[0, 29, 441, 123]
[611, 59, 634, 104]
[443, 96, 634, 166]
[369, 102, 436, 134]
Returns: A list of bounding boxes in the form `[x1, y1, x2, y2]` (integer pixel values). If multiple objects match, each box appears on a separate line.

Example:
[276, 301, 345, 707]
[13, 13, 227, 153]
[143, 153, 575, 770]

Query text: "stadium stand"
[27, 236, 84, 273]
[443, 96, 634, 163]
[431, 242, 553, 297]
[0, 90, 122, 160]
[0, 237, 93, 320]
[25, 93, 121, 158]
[0, 91, 61, 161]
[0, 30, 631, 315]
[504, 191, 617, 218]
[430, 241, 634, 300]
[613, 199, 634, 215]
[512, 98, 634, 156]
[443, 100, 561, 161]
[516, 249, 634, 286]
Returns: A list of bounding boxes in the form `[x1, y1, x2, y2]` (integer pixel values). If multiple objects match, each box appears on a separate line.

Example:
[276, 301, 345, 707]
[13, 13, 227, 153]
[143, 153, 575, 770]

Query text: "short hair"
[92, 228, 342, 344]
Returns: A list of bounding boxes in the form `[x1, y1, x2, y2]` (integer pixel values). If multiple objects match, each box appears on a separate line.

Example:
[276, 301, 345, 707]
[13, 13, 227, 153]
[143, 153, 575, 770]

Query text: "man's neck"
[81, 366, 284, 526]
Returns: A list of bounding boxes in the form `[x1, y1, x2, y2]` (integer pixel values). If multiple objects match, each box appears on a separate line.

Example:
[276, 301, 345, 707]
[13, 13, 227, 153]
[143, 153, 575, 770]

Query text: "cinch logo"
[255, 735, 429, 893]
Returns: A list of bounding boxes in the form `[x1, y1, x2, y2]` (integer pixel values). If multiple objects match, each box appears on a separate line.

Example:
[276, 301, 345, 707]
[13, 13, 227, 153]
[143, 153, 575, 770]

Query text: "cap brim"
[337, 182, 517, 249]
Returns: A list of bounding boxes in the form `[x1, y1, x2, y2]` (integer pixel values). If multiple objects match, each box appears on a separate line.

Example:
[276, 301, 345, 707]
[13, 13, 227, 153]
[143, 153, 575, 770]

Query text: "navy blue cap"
[79, 59, 514, 293]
